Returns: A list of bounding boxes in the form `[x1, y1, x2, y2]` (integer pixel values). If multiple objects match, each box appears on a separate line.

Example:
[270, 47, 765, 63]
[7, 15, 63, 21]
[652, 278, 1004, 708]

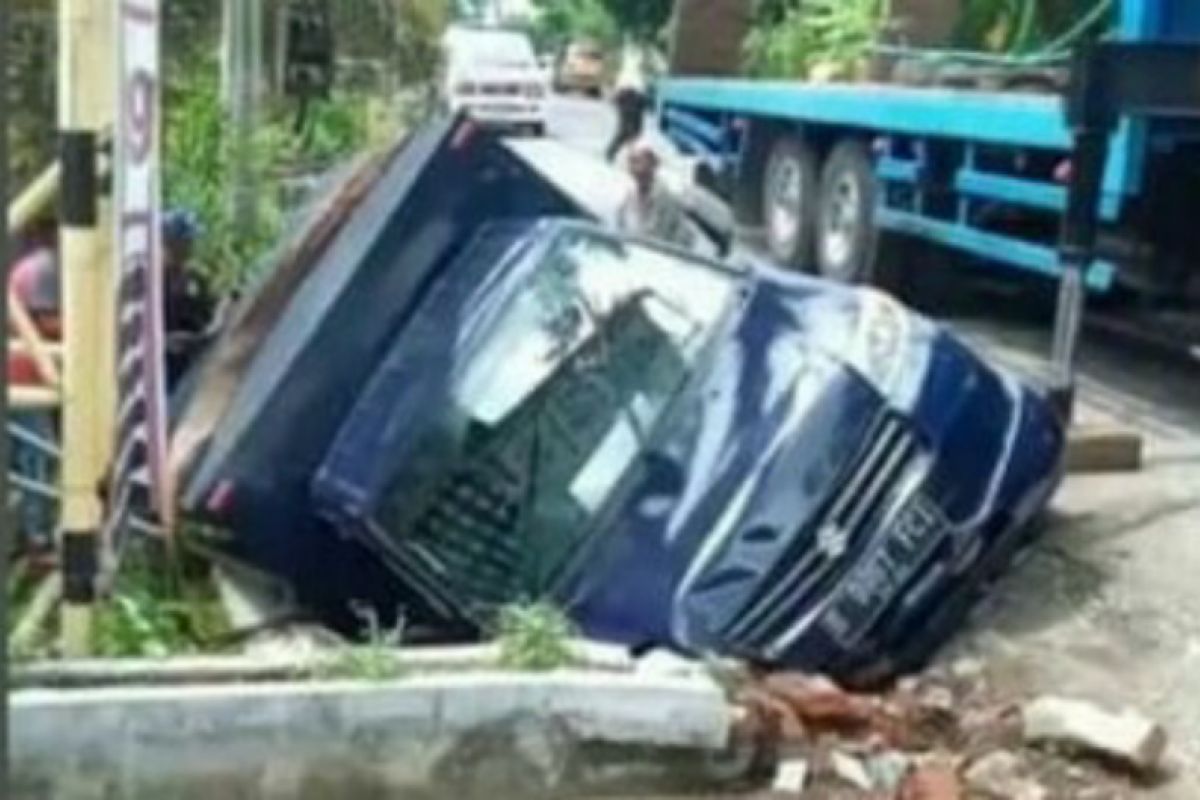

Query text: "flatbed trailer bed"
[658, 0, 1200, 350]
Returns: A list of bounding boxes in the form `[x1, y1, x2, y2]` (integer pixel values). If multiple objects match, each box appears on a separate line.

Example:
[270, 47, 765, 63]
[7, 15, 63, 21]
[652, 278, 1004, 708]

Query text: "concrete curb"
[13, 640, 636, 689]
[12, 671, 733, 798]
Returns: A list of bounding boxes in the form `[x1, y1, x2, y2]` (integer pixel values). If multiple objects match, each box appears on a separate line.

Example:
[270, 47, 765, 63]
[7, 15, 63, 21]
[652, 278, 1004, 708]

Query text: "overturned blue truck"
[170, 115, 1065, 684]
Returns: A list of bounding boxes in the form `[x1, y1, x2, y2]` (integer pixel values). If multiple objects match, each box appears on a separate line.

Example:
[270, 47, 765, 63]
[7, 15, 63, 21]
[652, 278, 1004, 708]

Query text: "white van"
[441, 26, 549, 136]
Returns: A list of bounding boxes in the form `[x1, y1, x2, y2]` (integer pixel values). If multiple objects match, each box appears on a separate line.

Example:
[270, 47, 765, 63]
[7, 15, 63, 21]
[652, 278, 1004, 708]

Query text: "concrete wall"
[11, 671, 732, 800]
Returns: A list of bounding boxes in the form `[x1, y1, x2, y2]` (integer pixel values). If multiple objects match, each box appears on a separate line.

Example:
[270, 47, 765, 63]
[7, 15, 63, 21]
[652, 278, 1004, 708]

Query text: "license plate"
[820, 496, 948, 647]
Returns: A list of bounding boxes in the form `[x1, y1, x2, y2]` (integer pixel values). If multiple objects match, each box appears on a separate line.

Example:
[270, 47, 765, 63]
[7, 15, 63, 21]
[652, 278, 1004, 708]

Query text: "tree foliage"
[596, 0, 673, 42]
[744, 0, 887, 78]
[393, 0, 454, 85]
[530, 0, 618, 51]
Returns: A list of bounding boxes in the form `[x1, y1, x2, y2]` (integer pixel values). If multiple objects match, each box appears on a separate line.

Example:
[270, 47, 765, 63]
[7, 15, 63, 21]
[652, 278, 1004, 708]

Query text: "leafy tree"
[393, 0, 454, 84]
[596, 0, 673, 42]
[530, 0, 618, 52]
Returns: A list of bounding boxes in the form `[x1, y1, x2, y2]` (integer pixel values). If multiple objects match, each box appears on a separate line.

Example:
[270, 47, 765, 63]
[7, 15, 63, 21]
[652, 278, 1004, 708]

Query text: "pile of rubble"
[730, 659, 1169, 799]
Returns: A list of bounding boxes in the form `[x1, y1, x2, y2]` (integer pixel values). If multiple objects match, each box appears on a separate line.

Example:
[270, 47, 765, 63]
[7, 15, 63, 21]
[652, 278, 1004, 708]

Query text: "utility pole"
[57, 0, 115, 657]
[223, 0, 264, 236]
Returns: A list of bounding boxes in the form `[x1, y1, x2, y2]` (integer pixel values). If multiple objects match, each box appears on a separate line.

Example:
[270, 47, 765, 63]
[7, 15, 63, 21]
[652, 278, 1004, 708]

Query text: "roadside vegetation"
[745, 0, 889, 80]
[163, 2, 456, 293]
[314, 605, 409, 682]
[529, 0, 671, 57]
[744, 0, 1115, 79]
[7, 0, 455, 662]
[95, 542, 232, 659]
[310, 600, 580, 681]
[496, 602, 578, 672]
[8, 538, 231, 662]
[531, 0, 620, 53]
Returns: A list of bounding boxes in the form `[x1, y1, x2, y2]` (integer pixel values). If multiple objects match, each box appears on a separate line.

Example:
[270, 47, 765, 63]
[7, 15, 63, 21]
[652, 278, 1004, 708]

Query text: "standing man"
[615, 140, 697, 250]
[606, 64, 649, 163]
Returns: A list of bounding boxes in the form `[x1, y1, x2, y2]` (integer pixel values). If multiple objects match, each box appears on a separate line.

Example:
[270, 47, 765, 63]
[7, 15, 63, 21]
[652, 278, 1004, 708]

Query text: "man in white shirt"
[615, 140, 696, 251]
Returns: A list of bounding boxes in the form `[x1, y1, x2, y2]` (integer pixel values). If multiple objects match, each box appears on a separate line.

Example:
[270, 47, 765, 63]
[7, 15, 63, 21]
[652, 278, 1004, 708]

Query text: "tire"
[816, 139, 879, 284]
[527, 122, 546, 138]
[761, 136, 819, 270]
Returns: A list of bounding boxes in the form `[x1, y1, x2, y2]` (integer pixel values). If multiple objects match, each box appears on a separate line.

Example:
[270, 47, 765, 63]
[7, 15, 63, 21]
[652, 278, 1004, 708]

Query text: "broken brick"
[899, 765, 964, 800]
[760, 673, 876, 733]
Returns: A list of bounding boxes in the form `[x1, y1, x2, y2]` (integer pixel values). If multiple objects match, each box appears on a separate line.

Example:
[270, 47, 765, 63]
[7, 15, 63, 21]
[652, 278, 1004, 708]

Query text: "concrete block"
[965, 750, 1047, 800]
[830, 751, 873, 791]
[1022, 696, 1168, 772]
[13, 639, 635, 690]
[11, 671, 732, 798]
[635, 648, 709, 680]
[772, 758, 809, 793]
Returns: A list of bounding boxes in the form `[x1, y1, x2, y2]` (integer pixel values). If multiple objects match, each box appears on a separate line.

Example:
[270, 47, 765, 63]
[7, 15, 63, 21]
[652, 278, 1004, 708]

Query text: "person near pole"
[615, 139, 697, 251]
[162, 210, 222, 387]
[7, 214, 62, 553]
[606, 61, 649, 163]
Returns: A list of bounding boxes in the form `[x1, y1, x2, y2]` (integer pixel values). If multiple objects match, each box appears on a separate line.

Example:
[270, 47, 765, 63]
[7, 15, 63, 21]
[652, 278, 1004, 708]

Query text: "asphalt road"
[547, 92, 616, 156]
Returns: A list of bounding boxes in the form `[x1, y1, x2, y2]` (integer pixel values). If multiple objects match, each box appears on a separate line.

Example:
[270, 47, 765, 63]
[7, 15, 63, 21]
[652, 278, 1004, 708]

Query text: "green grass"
[94, 540, 231, 659]
[313, 605, 408, 682]
[495, 602, 578, 672]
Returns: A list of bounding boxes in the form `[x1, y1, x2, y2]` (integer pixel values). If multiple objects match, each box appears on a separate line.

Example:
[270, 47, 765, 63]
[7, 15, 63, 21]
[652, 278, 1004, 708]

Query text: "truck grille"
[480, 83, 522, 96]
[721, 411, 920, 652]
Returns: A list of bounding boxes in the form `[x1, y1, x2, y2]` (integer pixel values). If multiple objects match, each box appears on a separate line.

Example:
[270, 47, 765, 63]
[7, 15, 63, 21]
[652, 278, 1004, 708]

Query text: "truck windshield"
[373, 228, 738, 620]
[455, 31, 537, 69]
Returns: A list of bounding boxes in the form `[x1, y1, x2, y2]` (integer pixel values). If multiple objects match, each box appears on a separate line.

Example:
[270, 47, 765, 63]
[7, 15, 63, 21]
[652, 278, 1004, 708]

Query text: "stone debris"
[959, 704, 1023, 756]
[242, 623, 345, 660]
[727, 668, 1169, 799]
[771, 758, 809, 794]
[866, 750, 914, 793]
[899, 764, 964, 800]
[760, 673, 877, 732]
[948, 658, 986, 683]
[829, 750, 873, 791]
[1022, 695, 1169, 773]
[920, 686, 956, 714]
[964, 750, 1048, 800]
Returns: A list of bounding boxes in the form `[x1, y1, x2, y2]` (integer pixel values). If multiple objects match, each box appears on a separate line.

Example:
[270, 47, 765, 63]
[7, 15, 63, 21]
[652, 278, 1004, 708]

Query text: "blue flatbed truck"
[659, 0, 1200, 355]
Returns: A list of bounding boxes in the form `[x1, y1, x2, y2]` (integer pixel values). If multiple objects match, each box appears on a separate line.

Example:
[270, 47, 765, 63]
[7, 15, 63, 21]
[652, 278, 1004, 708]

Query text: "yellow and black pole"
[57, 0, 116, 657]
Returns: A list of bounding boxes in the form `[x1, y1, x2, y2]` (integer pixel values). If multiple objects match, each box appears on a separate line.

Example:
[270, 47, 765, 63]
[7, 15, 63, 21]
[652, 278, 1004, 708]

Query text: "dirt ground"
[946, 328, 1200, 798]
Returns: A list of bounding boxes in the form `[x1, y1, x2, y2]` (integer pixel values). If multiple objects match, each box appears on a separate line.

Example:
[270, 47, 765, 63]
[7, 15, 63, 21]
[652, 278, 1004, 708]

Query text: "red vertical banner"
[109, 0, 166, 546]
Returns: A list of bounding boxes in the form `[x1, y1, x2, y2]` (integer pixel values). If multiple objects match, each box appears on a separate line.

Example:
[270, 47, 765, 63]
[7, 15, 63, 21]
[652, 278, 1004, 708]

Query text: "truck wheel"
[816, 140, 878, 284]
[762, 136, 819, 270]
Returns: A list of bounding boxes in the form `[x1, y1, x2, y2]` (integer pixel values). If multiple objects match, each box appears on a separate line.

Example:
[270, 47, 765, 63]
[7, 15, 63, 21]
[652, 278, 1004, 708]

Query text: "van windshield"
[369, 227, 738, 620]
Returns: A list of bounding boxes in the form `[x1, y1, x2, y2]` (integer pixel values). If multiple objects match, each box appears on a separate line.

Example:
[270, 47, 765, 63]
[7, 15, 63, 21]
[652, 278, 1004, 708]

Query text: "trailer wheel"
[762, 136, 819, 270]
[816, 140, 878, 284]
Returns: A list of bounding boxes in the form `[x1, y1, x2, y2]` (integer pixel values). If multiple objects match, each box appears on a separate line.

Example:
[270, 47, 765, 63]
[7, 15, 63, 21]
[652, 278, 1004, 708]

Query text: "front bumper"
[451, 98, 547, 128]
